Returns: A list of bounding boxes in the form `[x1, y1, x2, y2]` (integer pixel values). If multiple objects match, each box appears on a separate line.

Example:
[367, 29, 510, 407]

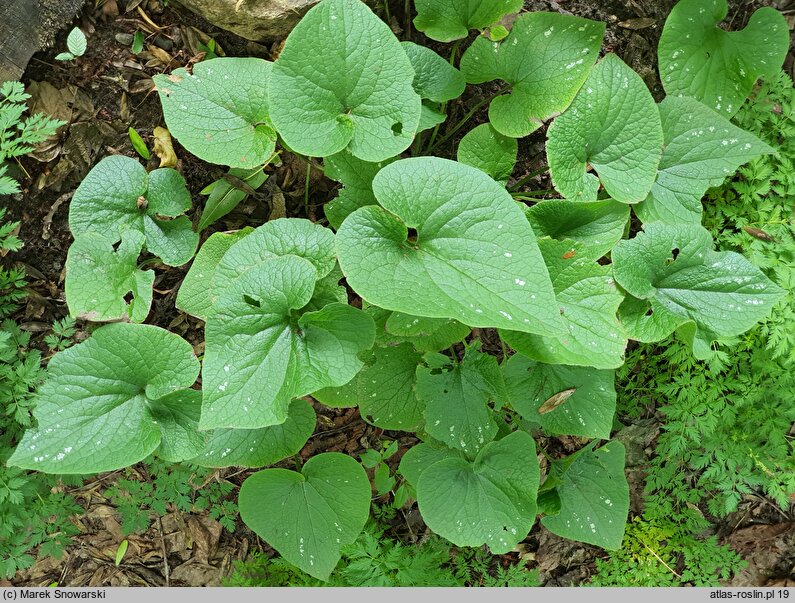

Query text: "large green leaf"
[612, 223, 785, 358]
[65, 231, 154, 323]
[525, 199, 630, 261]
[416, 431, 539, 553]
[502, 353, 615, 439]
[324, 151, 390, 230]
[401, 42, 465, 103]
[211, 218, 337, 303]
[69, 155, 198, 266]
[315, 342, 425, 431]
[195, 398, 316, 468]
[239, 453, 370, 580]
[8, 324, 200, 474]
[541, 442, 629, 550]
[658, 0, 789, 118]
[176, 228, 253, 320]
[547, 54, 662, 203]
[416, 349, 502, 457]
[457, 123, 517, 184]
[634, 96, 774, 225]
[459, 12, 604, 137]
[501, 239, 627, 369]
[154, 58, 276, 168]
[336, 157, 564, 336]
[414, 0, 523, 42]
[201, 255, 375, 430]
[269, 0, 420, 161]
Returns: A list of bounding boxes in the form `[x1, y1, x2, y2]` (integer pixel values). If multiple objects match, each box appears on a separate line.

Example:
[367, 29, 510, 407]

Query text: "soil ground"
[3, 0, 794, 587]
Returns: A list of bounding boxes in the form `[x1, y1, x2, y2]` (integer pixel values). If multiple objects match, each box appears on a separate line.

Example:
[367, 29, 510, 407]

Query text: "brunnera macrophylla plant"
[8, 0, 788, 581]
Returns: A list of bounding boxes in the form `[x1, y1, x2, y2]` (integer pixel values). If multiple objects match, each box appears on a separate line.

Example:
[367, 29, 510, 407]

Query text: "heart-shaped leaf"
[269, 0, 420, 161]
[416, 349, 502, 457]
[501, 239, 627, 369]
[154, 58, 277, 168]
[69, 155, 198, 266]
[201, 255, 375, 430]
[238, 452, 371, 580]
[65, 231, 154, 323]
[658, 0, 789, 118]
[460, 12, 604, 137]
[547, 54, 662, 203]
[8, 323, 200, 473]
[402, 42, 466, 103]
[195, 398, 316, 468]
[457, 123, 517, 184]
[176, 228, 253, 320]
[612, 223, 785, 358]
[525, 199, 630, 261]
[634, 96, 774, 225]
[416, 431, 540, 553]
[413, 0, 523, 42]
[211, 218, 337, 303]
[336, 157, 564, 336]
[502, 353, 615, 439]
[541, 442, 629, 549]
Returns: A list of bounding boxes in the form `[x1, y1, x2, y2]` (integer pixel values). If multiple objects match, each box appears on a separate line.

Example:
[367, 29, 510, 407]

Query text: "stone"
[173, 0, 321, 41]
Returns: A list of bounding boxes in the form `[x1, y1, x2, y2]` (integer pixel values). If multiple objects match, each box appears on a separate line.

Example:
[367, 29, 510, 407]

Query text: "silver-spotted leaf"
[152, 389, 204, 463]
[541, 442, 629, 549]
[154, 58, 276, 168]
[546, 54, 663, 203]
[658, 0, 789, 118]
[269, 0, 420, 161]
[612, 223, 785, 358]
[416, 349, 501, 457]
[501, 239, 627, 369]
[414, 0, 523, 42]
[196, 398, 316, 468]
[398, 441, 463, 488]
[634, 96, 774, 225]
[201, 255, 375, 430]
[8, 324, 199, 473]
[65, 231, 154, 323]
[69, 155, 198, 266]
[502, 353, 615, 439]
[336, 157, 564, 336]
[460, 12, 604, 137]
[239, 453, 370, 580]
[416, 431, 539, 553]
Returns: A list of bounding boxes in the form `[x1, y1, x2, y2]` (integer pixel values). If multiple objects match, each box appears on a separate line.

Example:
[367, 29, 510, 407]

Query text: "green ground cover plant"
[5, 0, 790, 584]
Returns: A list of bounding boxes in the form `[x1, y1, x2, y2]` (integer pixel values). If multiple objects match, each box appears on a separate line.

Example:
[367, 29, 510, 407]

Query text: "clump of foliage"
[595, 70, 795, 586]
[226, 520, 539, 587]
[6, 0, 790, 584]
[0, 82, 64, 195]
